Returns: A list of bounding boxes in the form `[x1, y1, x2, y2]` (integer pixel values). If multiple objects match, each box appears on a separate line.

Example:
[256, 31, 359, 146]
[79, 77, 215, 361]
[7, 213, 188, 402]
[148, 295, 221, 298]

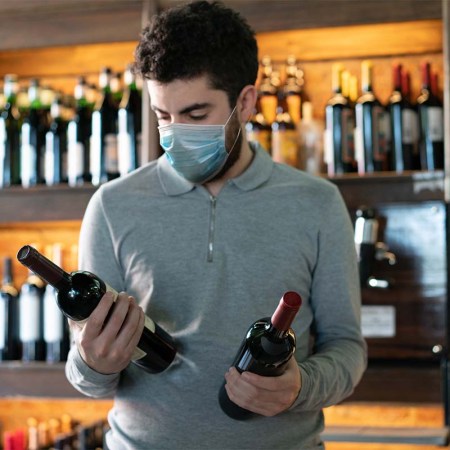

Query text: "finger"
[99, 292, 133, 341]
[115, 298, 144, 349]
[124, 307, 146, 355]
[82, 291, 115, 340]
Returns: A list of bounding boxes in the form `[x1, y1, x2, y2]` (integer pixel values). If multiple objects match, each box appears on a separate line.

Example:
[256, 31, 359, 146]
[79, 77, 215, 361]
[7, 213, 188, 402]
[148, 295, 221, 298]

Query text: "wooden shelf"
[0, 185, 96, 224]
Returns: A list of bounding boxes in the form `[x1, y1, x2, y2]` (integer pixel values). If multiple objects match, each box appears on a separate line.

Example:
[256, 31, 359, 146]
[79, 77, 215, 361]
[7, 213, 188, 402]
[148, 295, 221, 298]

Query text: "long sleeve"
[65, 186, 124, 398]
[292, 185, 368, 411]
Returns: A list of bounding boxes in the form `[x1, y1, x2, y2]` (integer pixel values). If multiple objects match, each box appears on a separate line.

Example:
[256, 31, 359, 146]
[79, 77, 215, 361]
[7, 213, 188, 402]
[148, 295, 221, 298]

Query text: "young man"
[66, 2, 367, 449]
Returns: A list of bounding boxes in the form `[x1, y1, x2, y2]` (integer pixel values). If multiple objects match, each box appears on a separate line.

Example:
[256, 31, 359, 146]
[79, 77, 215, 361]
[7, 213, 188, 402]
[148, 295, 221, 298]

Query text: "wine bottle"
[90, 67, 119, 185]
[324, 63, 356, 176]
[417, 61, 444, 170]
[218, 291, 302, 420]
[354, 60, 390, 174]
[17, 245, 177, 373]
[283, 55, 303, 126]
[245, 101, 272, 154]
[0, 257, 20, 360]
[67, 77, 92, 186]
[118, 65, 142, 177]
[258, 56, 278, 126]
[271, 93, 300, 167]
[388, 64, 418, 172]
[19, 268, 46, 362]
[43, 244, 70, 363]
[0, 74, 21, 188]
[45, 96, 68, 185]
[20, 79, 47, 188]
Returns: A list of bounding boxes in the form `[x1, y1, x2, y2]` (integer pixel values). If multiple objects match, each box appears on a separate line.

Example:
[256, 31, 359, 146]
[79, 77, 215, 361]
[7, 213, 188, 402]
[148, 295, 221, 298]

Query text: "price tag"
[361, 305, 396, 338]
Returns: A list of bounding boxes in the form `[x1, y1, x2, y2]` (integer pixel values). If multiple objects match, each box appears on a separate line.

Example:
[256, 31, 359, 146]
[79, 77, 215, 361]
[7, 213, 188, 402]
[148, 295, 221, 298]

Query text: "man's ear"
[237, 85, 257, 123]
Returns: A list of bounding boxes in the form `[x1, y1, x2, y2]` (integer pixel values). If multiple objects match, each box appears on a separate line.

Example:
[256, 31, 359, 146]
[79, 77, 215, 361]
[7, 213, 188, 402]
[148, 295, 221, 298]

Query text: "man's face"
[147, 75, 243, 182]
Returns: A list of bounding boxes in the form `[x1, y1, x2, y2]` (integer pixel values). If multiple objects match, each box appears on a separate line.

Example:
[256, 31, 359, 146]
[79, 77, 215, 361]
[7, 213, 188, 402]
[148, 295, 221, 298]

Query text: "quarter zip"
[207, 195, 217, 262]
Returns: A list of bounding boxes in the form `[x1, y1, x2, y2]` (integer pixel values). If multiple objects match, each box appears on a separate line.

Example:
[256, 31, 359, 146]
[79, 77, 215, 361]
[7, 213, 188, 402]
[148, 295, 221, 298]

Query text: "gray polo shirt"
[66, 142, 367, 450]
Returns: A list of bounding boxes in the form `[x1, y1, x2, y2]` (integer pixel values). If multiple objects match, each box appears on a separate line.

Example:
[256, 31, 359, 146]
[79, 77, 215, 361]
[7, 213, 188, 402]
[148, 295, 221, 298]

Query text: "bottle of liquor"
[271, 93, 300, 167]
[258, 56, 278, 126]
[110, 71, 123, 106]
[90, 67, 119, 185]
[324, 63, 356, 175]
[44, 96, 68, 186]
[283, 55, 303, 126]
[118, 66, 142, 177]
[298, 101, 324, 174]
[245, 101, 272, 154]
[19, 268, 46, 362]
[0, 74, 21, 188]
[17, 245, 177, 373]
[0, 257, 20, 361]
[388, 64, 419, 172]
[67, 77, 92, 186]
[354, 60, 390, 174]
[43, 244, 70, 363]
[20, 79, 47, 187]
[218, 291, 302, 420]
[417, 61, 444, 170]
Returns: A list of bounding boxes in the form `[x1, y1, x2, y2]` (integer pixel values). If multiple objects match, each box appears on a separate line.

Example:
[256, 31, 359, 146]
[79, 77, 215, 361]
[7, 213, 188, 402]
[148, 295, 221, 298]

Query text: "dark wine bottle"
[0, 257, 20, 360]
[324, 63, 356, 175]
[388, 64, 418, 172]
[19, 268, 46, 362]
[44, 96, 68, 185]
[417, 61, 444, 170]
[90, 67, 119, 185]
[43, 244, 70, 363]
[219, 291, 302, 420]
[68, 77, 92, 186]
[118, 65, 142, 177]
[0, 74, 21, 188]
[271, 93, 300, 167]
[355, 60, 390, 174]
[20, 79, 47, 187]
[17, 245, 177, 373]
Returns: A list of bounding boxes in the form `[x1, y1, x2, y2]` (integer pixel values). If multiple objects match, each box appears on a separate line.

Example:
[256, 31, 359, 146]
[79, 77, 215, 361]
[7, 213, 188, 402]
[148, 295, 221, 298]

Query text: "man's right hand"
[69, 291, 145, 375]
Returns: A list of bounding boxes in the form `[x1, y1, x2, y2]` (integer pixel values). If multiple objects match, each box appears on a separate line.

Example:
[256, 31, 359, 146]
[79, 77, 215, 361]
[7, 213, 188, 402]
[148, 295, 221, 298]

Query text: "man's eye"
[190, 114, 207, 121]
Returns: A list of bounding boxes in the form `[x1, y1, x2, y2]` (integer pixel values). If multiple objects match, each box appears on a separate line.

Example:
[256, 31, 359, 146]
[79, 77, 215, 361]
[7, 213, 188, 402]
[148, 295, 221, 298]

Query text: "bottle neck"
[17, 245, 71, 292]
[269, 291, 302, 336]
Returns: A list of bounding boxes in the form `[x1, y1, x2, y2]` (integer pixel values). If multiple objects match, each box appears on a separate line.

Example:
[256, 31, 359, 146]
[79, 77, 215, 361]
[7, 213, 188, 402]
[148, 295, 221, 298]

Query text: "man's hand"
[69, 291, 145, 375]
[223, 357, 301, 417]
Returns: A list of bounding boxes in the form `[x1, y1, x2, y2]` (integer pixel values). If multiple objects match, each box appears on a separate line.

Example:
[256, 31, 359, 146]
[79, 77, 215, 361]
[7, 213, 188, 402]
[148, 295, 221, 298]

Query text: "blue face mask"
[158, 107, 240, 184]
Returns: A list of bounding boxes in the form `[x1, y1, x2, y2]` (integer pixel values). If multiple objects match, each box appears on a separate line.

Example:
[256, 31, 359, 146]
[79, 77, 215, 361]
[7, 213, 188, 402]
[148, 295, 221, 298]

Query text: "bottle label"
[67, 121, 84, 185]
[43, 286, 64, 343]
[0, 299, 6, 349]
[0, 118, 5, 186]
[19, 290, 41, 342]
[341, 108, 355, 163]
[118, 132, 132, 176]
[105, 134, 118, 173]
[402, 109, 418, 145]
[272, 129, 299, 167]
[286, 95, 301, 125]
[132, 315, 156, 361]
[260, 95, 278, 125]
[45, 131, 55, 185]
[427, 106, 444, 142]
[90, 111, 101, 183]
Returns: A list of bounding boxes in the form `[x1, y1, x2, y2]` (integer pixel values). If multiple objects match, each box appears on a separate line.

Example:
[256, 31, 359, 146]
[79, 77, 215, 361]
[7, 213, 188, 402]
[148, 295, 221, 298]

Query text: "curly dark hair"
[134, 1, 259, 106]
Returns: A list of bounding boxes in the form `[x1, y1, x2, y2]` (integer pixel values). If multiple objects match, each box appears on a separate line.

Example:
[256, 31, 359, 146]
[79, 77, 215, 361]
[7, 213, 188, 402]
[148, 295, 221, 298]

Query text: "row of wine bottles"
[3, 414, 108, 450]
[0, 246, 71, 363]
[0, 65, 142, 189]
[248, 58, 444, 174]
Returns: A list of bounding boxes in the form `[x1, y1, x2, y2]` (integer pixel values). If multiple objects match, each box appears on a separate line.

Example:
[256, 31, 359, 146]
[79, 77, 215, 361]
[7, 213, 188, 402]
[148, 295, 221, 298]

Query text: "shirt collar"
[157, 141, 274, 196]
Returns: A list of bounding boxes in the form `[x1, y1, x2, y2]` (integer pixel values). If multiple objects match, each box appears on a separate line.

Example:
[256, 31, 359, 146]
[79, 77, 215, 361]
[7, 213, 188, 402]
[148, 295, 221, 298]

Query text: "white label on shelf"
[0, 299, 6, 349]
[361, 305, 396, 338]
[105, 133, 118, 173]
[427, 107, 444, 142]
[45, 131, 55, 185]
[19, 290, 41, 342]
[118, 132, 132, 176]
[0, 118, 5, 186]
[402, 109, 418, 144]
[90, 111, 101, 183]
[43, 285, 64, 343]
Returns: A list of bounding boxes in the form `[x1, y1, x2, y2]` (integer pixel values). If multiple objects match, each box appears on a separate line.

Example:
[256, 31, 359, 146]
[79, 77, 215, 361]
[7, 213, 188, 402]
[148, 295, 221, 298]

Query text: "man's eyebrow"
[151, 103, 212, 115]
